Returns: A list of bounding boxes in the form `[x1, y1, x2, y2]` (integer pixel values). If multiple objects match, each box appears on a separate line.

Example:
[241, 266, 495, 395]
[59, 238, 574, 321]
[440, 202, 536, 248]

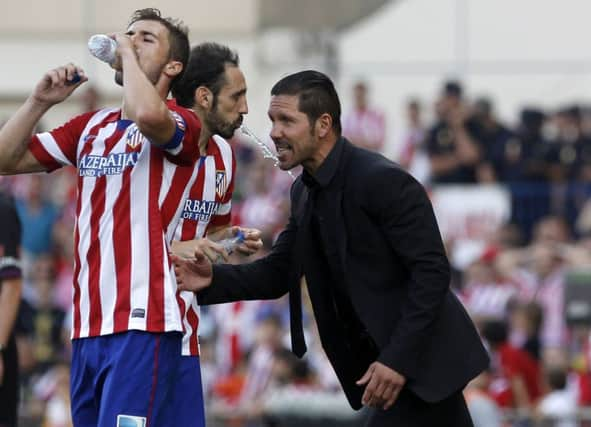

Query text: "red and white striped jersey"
[511, 268, 566, 348]
[174, 135, 235, 356]
[28, 102, 202, 339]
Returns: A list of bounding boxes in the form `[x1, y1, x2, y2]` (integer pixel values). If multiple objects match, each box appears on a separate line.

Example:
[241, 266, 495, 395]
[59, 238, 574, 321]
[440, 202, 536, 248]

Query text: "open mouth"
[274, 141, 292, 159]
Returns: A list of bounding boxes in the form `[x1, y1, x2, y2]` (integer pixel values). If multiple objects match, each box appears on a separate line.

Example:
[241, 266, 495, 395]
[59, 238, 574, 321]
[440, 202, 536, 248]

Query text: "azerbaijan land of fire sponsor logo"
[79, 152, 139, 177]
[181, 199, 220, 222]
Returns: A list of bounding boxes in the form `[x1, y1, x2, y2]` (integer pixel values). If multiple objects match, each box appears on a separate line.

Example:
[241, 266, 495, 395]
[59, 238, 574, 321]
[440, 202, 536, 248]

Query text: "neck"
[198, 132, 212, 156]
[303, 136, 338, 175]
[193, 108, 212, 156]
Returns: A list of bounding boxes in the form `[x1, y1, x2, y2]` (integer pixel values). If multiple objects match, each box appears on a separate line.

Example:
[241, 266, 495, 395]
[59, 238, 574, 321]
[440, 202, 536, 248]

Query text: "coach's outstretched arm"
[175, 216, 296, 303]
[0, 63, 87, 175]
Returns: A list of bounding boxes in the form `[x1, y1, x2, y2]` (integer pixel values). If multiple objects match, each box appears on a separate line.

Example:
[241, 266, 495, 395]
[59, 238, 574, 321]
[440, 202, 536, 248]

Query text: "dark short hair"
[128, 8, 190, 85]
[480, 319, 508, 346]
[172, 42, 240, 108]
[271, 70, 342, 136]
[443, 80, 463, 98]
[546, 366, 567, 390]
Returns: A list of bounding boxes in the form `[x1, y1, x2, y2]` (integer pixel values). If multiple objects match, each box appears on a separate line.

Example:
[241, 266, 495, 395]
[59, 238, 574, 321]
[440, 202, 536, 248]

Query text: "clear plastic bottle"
[88, 34, 117, 66]
[215, 230, 245, 263]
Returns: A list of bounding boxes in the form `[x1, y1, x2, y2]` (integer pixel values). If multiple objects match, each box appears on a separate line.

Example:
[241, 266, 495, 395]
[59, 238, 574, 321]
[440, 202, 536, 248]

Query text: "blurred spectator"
[470, 97, 516, 183]
[532, 216, 571, 244]
[464, 370, 503, 427]
[496, 216, 571, 349]
[18, 256, 66, 374]
[342, 80, 386, 152]
[237, 159, 290, 242]
[493, 108, 550, 183]
[508, 302, 544, 362]
[212, 300, 263, 376]
[536, 365, 577, 427]
[490, 223, 525, 250]
[482, 320, 542, 411]
[238, 313, 288, 411]
[15, 175, 59, 259]
[459, 247, 518, 328]
[546, 105, 591, 183]
[209, 313, 288, 425]
[398, 98, 430, 184]
[426, 80, 482, 183]
[42, 362, 72, 427]
[260, 349, 358, 424]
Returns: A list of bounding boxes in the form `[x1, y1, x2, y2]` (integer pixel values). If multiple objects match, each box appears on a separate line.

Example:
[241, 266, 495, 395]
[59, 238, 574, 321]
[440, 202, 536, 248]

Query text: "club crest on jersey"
[125, 125, 144, 149]
[215, 171, 227, 198]
[171, 111, 186, 131]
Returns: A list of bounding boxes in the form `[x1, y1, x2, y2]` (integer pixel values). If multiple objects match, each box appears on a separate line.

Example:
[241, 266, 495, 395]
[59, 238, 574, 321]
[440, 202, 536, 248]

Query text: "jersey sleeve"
[209, 147, 236, 227]
[161, 101, 202, 166]
[29, 111, 95, 172]
[0, 196, 21, 280]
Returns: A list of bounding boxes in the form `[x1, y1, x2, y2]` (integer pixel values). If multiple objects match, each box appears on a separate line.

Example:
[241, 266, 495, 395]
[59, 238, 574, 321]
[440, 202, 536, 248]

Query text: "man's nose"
[239, 98, 248, 115]
[270, 124, 282, 140]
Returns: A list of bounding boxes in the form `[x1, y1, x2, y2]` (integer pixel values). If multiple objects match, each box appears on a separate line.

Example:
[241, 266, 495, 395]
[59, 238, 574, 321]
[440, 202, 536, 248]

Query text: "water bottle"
[215, 230, 245, 263]
[88, 34, 117, 66]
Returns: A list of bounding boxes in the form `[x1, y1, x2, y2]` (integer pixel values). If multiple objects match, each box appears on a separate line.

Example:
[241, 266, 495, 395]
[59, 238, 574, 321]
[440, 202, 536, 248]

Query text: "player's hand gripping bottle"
[215, 230, 245, 263]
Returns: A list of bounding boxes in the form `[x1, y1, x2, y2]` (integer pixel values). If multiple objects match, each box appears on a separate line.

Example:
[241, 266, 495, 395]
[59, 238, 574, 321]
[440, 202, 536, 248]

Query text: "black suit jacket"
[197, 138, 489, 409]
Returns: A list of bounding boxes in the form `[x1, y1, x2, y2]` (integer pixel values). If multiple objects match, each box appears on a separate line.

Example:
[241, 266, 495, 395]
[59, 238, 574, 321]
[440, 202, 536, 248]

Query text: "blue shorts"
[70, 331, 183, 427]
[175, 356, 206, 427]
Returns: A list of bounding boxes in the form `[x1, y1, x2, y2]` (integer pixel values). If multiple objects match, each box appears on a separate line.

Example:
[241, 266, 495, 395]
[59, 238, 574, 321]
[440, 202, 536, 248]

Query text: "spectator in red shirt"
[482, 320, 543, 410]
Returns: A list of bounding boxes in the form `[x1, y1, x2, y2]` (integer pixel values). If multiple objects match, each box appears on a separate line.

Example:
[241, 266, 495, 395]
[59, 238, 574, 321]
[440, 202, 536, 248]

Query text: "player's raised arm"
[115, 29, 184, 147]
[0, 64, 87, 175]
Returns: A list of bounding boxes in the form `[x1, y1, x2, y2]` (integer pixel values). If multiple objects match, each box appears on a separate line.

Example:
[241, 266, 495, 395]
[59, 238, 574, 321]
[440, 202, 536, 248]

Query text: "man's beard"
[206, 110, 242, 139]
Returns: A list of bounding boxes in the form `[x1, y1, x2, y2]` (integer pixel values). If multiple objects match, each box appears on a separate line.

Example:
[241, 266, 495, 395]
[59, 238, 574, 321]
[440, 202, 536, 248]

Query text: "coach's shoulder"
[346, 142, 409, 185]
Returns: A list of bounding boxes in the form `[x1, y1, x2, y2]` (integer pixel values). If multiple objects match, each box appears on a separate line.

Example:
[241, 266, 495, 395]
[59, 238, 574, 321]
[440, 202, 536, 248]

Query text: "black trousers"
[0, 334, 18, 427]
[364, 388, 473, 427]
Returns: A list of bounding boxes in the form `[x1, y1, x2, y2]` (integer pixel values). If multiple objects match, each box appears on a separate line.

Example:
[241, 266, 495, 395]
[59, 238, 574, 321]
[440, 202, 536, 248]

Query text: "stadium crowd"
[2, 79, 591, 426]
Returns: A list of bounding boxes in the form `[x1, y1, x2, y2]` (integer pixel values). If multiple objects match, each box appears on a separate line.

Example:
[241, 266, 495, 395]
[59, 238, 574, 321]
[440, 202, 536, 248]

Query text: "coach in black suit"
[175, 70, 489, 426]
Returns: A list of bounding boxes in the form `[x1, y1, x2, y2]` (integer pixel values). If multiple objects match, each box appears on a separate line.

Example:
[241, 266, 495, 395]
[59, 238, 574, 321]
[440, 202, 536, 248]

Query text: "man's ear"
[195, 87, 213, 110]
[164, 60, 183, 79]
[316, 113, 333, 138]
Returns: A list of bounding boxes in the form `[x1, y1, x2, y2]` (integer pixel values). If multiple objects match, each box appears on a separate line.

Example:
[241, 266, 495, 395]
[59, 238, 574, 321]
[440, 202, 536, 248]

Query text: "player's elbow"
[134, 108, 170, 140]
[0, 158, 18, 175]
